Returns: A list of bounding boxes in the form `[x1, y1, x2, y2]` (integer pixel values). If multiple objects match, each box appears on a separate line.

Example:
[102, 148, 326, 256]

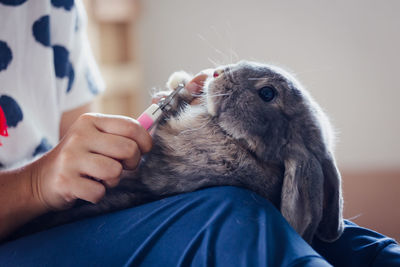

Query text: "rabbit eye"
[258, 86, 276, 102]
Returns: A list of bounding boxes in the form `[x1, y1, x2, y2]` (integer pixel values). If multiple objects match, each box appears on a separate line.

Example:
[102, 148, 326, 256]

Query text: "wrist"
[28, 157, 52, 213]
[0, 160, 49, 240]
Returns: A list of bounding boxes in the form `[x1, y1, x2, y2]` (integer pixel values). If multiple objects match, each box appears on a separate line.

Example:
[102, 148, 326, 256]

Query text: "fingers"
[88, 131, 141, 163]
[79, 153, 123, 187]
[185, 69, 213, 94]
[82, 113, 153, 154]
[37, 113, 153, 210]
[69, 176, 106, 204]
[121, 144, 142, 170]
[151, 69, 212, 105]
[83, 124, 143, 171]
[76, 113, 149, 177]
[151, 91, 171, 104]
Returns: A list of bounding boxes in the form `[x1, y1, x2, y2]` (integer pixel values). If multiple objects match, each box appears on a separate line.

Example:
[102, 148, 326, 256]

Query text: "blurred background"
[83, 0, 399, 240]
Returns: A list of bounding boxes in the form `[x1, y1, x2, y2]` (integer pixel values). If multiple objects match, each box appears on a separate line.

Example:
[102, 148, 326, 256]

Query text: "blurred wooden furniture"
[342, 169, 400, 241]
[83, 0, 143, 117]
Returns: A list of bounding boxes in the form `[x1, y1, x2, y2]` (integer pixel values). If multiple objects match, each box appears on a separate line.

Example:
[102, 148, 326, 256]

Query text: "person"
[0, 0, 208, 240]
[0, 1, 399, 266]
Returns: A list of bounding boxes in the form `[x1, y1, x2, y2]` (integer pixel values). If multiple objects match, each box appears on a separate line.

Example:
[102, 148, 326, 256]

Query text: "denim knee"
[187, 186, 279, 214]
[171, 186, 326, 266]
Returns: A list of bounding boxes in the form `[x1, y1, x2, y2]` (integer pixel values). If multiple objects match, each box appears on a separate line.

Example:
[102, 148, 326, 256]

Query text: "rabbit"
[15, 61, 344, 244]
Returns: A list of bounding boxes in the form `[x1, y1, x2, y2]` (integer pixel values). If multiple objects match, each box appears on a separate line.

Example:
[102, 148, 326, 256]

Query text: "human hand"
[31, 113, 152, 210]
[152, 69, 213, 105]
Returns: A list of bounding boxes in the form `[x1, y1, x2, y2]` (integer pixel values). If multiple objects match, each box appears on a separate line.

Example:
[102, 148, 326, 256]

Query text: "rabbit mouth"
[204, 72, 232, 117]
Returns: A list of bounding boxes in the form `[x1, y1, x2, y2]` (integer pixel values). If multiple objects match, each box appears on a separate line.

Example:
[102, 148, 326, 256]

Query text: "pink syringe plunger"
[137, 103, 163, 131]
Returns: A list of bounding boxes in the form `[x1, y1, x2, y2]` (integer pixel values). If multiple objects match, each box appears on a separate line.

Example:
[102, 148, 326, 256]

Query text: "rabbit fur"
[17, 61, 344, 243]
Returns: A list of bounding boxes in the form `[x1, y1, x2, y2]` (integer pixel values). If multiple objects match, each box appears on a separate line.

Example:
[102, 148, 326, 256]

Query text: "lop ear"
[280, 151, 344, 243]
[280, 154, 324, 243]
[316, 153, 344, 242]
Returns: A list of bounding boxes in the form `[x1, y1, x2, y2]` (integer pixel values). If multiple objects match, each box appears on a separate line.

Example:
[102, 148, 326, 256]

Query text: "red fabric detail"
[0, 105, 8, 146]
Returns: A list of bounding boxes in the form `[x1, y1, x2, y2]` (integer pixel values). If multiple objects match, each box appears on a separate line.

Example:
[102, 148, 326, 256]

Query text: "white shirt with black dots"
[0, 0, 105, 169]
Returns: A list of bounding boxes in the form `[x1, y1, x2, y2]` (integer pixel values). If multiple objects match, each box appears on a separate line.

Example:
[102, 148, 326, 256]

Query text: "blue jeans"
[0, 186, 398, 266]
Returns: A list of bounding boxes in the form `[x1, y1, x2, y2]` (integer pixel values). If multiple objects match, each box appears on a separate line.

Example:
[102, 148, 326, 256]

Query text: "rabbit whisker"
[190, 93, 231, 98]
[206, 93, 231, 97]
[225, 66, 239, 85]
[190, 93, 203, 97]
[229, 48, 239, 63]
[346, 214, 363, 221]
[248, 78, 268, 80]
[207, 57, 220, 68]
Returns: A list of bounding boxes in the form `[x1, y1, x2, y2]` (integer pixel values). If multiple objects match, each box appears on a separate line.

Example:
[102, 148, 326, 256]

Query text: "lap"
[0, 186, 398, 266]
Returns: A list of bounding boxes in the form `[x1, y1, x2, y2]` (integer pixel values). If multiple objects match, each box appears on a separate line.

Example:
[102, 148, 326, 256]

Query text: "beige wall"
[136, 0, 400, 239]
[137, 0, 400, 169]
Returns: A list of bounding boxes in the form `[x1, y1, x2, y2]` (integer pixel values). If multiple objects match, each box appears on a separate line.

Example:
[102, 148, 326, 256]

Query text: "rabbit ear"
[280, 153, 325, 243]
[280, 151, 344, 243]
[316, 153, 344, 242]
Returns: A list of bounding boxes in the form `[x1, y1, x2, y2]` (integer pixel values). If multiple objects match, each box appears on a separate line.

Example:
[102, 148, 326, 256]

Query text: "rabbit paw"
[167, 71, 192, 90]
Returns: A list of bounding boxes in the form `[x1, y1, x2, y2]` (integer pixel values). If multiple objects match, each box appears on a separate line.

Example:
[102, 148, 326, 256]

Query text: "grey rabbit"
[16, 61, 344, 243]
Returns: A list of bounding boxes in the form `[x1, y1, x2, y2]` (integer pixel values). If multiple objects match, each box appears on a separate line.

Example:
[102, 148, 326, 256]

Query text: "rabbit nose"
[213, 69, 223, 78]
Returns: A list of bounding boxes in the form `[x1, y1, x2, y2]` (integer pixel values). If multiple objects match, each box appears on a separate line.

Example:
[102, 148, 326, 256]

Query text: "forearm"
[0, 162, 48, 241]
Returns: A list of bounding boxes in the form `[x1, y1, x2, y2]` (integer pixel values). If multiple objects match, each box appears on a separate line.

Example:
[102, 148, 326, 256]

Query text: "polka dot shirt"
[0, 0, 105, 169]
